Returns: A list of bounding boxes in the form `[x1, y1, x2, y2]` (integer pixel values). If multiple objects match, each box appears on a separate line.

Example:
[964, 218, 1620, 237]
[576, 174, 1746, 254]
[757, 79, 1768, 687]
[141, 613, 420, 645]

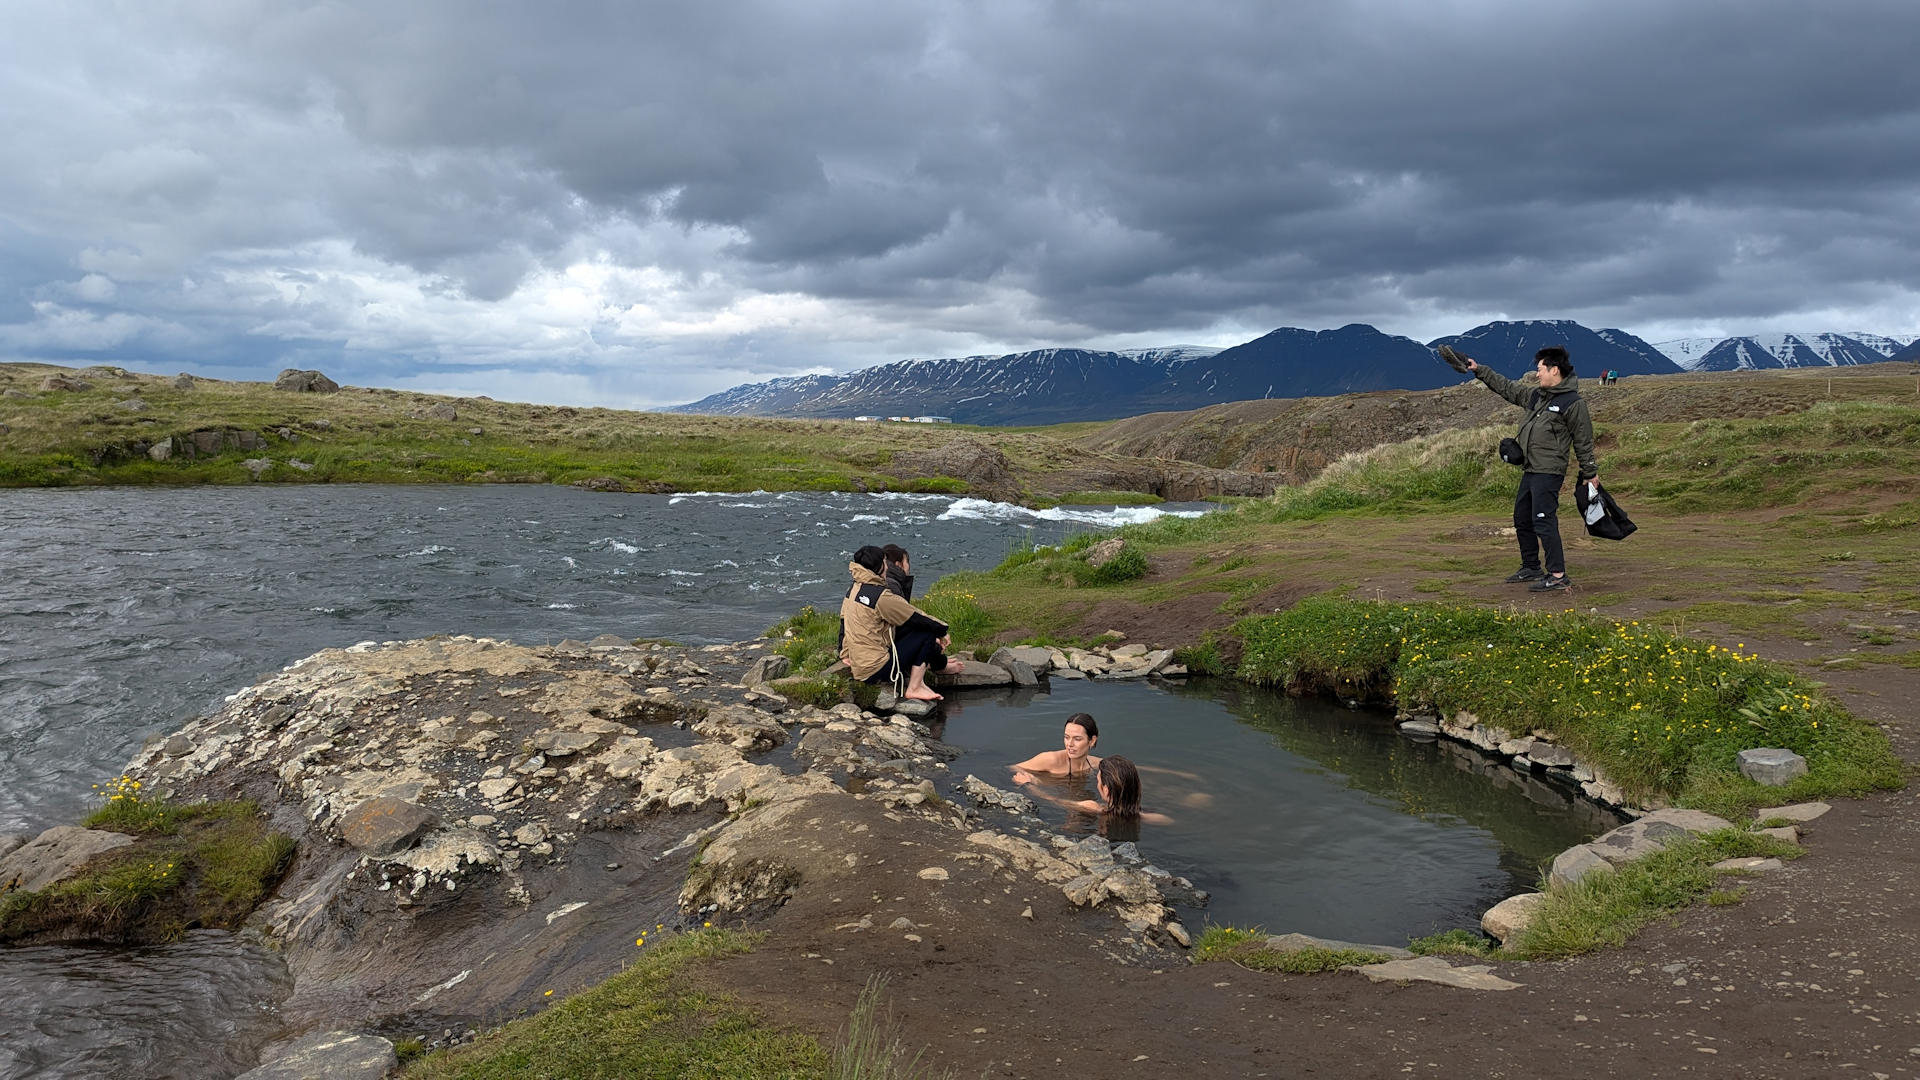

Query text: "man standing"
[1440, 345, 1599, 592]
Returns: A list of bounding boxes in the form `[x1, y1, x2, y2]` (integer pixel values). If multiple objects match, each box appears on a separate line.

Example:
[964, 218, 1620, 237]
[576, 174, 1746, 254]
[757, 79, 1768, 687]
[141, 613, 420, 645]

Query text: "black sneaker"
[1504, 567, 1545, 583]
[1528, 575, 1572, 592]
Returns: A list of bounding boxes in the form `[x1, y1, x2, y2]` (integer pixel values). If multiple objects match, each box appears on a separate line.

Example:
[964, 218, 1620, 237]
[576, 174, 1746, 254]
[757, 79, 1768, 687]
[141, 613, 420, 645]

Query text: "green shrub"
[1074, 544, 1148, 586]
[1233, 595, 1904, 813]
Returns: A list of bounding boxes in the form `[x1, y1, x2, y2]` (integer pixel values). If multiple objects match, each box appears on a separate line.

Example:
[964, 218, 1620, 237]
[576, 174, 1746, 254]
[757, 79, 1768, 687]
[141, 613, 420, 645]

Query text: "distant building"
[908, 416, 953, 424]
[853, 415, 881, 422]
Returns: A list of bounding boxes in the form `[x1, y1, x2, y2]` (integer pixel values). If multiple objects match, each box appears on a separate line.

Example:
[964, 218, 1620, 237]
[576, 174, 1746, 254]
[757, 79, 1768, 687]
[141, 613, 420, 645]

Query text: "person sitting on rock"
[1010, 713, 1102, 779]
[1014, 755, 1171, 825]
[880, 543, 915, 601]
[839, 544, 963, 701]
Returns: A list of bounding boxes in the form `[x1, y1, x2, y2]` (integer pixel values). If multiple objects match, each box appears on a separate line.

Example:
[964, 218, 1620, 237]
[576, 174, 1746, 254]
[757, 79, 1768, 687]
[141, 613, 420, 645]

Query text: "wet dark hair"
[1064, 712, 1098, 741]
[1097, 755, 1142, 819]
[882, 544, 909, 565]
[852, 545, 886, 573]
[1534, 346, 1574, 377]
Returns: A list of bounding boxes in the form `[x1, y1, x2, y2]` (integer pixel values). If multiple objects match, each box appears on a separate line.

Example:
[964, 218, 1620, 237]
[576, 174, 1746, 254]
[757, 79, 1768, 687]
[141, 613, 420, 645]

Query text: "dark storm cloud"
[2, 0, 1917, 404]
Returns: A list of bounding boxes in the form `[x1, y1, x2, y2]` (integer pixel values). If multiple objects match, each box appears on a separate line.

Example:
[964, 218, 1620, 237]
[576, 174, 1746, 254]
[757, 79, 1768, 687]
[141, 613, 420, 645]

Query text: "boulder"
[236, 1031, 396, 1080]
[148, 440, 173, 462]
[39, 375, 90, 392]
[993, 646, 1054, 672]
[0, 826, 137, 893]
[173, 374, 196, 389]
[0, 832, 28, 860]
[693, 705, 788, 753]
[274, 369, 340, 393]
[1737, 748, 1808, 786]
[1526, 742, 1577, 767]
[742, 654, 792, 687]
[1548, 844, 1613, 889]
[1480, 893, 1547, 943]
[117, 397, 149, 411]
[426, 403, 458, 421]
[338, 796, 438, 858]
[1084, 538, 1126, 568]
[930, 662, 1013, 688]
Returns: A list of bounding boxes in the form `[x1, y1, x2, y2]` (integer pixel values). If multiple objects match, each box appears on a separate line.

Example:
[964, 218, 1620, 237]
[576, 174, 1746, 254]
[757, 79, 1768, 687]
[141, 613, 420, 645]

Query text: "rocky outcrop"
[118, 632, 1203, 1039]
[274, 369, 340, 393]
[0, 826, 136, 893]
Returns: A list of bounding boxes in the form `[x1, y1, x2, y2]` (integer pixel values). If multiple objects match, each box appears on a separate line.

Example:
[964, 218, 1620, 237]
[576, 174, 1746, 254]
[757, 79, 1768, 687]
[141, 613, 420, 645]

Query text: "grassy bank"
[0, 777, 294, 945]
[1233, 596, 1904, 814]
[0, 362, 1131, 496]
[403, 929, 947, 1079]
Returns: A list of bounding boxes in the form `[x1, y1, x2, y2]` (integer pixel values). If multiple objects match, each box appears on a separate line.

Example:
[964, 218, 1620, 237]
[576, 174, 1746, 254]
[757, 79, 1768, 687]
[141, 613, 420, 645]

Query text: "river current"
[0, 485, 1610, 1078]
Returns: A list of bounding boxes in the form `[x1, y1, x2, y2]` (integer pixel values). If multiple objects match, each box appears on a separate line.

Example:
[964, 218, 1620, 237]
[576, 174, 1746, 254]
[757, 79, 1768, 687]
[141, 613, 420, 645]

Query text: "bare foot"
[944, 659, 965, 673]
[904, 687, 943, 701]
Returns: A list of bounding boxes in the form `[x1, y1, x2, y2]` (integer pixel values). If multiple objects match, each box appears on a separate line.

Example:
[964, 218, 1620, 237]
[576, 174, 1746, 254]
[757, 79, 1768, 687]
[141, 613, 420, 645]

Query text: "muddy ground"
[694, 506, 1920, 1079]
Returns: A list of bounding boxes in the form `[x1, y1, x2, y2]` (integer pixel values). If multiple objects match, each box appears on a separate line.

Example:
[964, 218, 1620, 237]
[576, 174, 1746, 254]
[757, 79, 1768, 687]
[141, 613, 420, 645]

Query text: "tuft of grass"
[831, 975, 952, 1080]
[401, 929, 829, 1079]
[2, 778, 294, 945]
[1707, 887, 1748, 906]
[1508, 829, 1802, 960]
[1074, 543, 1149, 586]
[1172, 638, 1226, 676]
[1231, 595, 1905, 814]
[1192, 926, 1390, 974]
[1407, 929, 1496, 958]
[767, 606, 844, 674]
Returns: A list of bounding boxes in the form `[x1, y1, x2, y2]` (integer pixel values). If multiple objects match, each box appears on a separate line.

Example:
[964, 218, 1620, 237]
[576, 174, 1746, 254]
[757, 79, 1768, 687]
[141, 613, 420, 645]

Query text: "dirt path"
[696, 509, 1920, 1079]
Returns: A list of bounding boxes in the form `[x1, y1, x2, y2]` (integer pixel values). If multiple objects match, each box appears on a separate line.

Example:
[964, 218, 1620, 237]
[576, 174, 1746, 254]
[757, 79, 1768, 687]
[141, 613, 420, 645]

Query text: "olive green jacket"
[1476, 368, 1598, 479]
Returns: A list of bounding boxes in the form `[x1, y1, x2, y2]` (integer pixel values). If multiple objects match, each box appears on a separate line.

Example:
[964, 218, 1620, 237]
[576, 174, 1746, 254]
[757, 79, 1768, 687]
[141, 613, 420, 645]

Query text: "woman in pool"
[1009, 713, 1101, 778]
[1013, 755, 1171, 825]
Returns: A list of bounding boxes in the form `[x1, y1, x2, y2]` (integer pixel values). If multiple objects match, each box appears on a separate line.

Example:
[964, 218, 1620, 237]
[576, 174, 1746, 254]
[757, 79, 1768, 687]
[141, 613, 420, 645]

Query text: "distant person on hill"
[840, 544, 963, 701]
[880, 544, 914, 601]
[1439, 344, 1599, 593]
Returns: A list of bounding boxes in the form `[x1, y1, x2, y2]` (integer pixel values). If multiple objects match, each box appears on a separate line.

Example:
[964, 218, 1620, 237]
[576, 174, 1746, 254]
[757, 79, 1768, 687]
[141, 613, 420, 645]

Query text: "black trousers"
[1514, 471, 1566, 576]
[863, 626, 948, 686]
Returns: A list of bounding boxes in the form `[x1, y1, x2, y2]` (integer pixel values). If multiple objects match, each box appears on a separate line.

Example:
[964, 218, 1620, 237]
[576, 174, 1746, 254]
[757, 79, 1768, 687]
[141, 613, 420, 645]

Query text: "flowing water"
[0, 485, 1613, 1077]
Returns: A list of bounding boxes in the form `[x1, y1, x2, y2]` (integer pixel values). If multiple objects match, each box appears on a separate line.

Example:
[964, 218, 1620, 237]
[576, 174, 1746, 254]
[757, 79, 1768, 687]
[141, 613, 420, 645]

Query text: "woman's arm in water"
[1137, 764, 1202, 782]
[1010, 771, 1102, 813]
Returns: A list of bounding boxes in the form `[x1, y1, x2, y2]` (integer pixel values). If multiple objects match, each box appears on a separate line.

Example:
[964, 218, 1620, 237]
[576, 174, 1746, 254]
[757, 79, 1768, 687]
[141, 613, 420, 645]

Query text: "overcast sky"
[3, 1, 1916, 407]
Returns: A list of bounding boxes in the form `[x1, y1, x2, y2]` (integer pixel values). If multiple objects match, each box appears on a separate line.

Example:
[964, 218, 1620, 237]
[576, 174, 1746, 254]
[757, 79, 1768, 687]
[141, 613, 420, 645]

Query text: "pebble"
[917, 867, 949, 881]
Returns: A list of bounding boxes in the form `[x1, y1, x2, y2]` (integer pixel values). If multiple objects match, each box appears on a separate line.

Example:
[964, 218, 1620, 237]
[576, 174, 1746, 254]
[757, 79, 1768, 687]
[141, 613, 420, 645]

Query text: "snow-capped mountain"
[669, 322, 1909, 425]
[1652, 332, 1914, 371]
[668, 327, 1448, 424]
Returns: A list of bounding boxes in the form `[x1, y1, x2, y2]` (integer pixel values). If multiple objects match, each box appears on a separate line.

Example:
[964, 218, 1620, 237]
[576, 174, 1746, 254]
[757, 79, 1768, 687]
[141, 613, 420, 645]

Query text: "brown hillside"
[1077, 362, 1920, 482]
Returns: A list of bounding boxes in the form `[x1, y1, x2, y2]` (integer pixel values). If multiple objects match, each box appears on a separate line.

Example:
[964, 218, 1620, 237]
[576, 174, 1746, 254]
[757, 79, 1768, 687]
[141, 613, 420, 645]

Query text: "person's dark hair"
[1097, 755, 1142, 819]
[852, 545, 886, 573]
[882, 544, 909, 565]
[1535, 346, 1574, 377]
[1065, 712, 1098, 741]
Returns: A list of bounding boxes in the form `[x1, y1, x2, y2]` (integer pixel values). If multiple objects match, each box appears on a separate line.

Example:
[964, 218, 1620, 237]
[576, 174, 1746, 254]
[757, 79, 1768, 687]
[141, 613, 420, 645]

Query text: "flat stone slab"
[929, 662, 1013, 688]
[236, 1031, 396, 1080]
[1712, 856, 1785, 872]
[1398, 719, 1441, 735]
[1755, 801, 1830, 823]
[0, 826, 138, 893]
[1755, 825, 1801, 844]
[339, 796, 438, 858]
[1349, 956, 1522, 990]
[1263, 932, 1413, 960]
